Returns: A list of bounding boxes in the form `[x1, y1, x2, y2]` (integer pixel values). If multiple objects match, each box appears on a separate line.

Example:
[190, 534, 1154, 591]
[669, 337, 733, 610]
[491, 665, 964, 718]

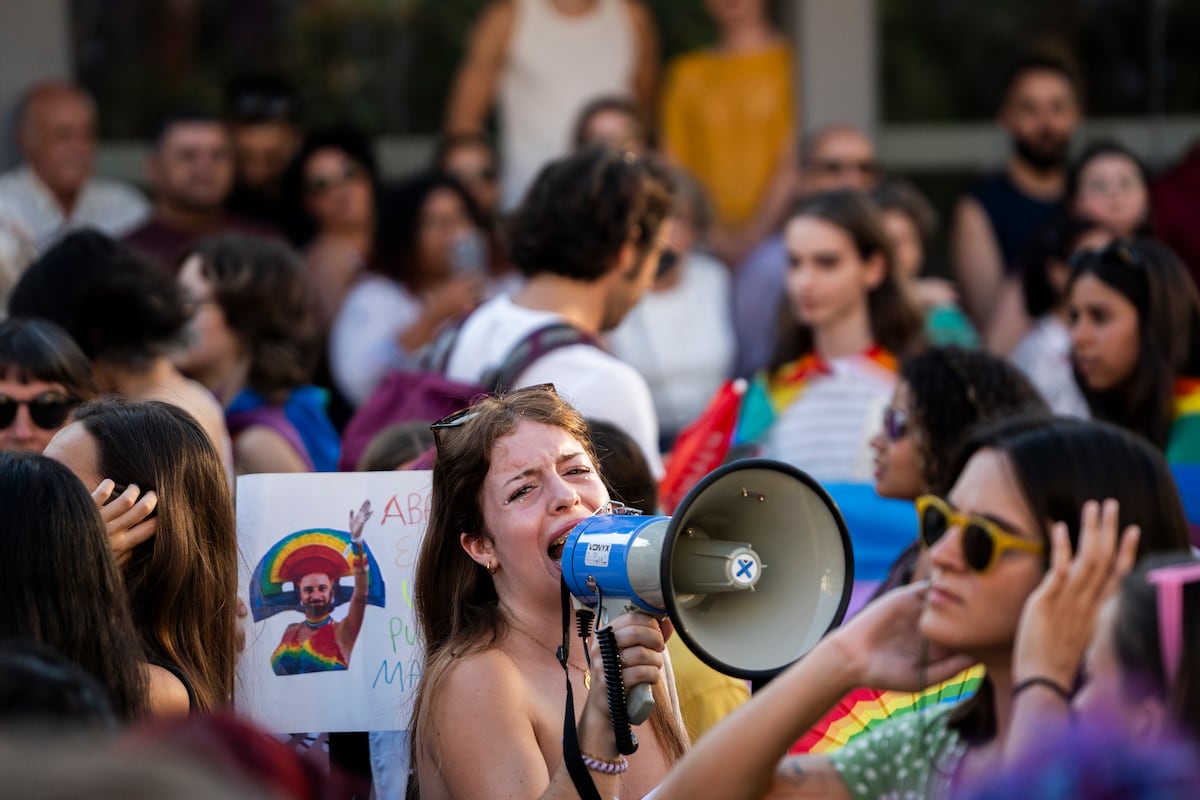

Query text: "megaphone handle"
[626, 683, 654, 725]
[595, 625, 639, 755]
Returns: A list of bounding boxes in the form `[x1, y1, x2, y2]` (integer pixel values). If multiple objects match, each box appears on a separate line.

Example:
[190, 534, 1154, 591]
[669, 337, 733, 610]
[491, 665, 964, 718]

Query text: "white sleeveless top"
[498, 0, 636, 209]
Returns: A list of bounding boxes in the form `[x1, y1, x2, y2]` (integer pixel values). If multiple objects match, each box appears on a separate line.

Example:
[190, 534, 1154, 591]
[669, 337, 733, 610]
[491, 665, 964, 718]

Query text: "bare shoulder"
[437, 647, 526, 704]
[145, 663, 191, 717]
[235, 425, 308, 474]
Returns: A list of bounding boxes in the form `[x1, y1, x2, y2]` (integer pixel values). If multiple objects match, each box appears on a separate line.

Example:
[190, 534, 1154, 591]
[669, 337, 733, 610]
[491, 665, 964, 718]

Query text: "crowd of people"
[1, 0, 1200, 797]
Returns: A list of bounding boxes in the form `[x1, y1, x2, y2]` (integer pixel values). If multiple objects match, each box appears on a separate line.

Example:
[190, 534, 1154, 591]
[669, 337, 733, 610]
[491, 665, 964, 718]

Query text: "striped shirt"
[761, 354, 895, 482]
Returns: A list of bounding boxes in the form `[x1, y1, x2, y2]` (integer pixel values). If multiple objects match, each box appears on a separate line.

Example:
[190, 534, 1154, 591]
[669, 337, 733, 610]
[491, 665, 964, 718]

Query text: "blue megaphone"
[561, 459, 854, 726]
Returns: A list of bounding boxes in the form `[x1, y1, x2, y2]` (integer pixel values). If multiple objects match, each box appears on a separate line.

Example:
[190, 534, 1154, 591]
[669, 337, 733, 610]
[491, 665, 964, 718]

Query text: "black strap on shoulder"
[484, 323, 601, 393]
[560, 579, 602, 800]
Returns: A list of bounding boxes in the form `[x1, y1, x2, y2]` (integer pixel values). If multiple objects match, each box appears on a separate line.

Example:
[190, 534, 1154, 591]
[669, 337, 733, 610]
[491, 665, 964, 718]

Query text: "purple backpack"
[337, 320, 599, 470]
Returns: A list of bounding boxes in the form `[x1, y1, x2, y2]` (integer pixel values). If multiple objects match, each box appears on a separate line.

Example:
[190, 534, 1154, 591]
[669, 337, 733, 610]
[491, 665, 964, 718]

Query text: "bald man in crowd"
[731, 124, 881, 378]
[0, 81, 148, 253]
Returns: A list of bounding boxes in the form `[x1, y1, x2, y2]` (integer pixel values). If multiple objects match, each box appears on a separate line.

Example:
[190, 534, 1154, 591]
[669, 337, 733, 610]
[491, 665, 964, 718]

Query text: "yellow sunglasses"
[915, 494, 1044, 573]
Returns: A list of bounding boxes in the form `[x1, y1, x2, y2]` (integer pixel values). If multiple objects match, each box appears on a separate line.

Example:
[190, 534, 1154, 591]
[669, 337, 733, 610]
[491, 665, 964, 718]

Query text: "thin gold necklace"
[506, 619, 591, 691]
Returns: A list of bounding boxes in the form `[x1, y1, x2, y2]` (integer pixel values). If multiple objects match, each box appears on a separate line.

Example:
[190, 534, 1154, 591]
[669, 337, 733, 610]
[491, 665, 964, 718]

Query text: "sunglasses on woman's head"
[429, 383, 559, 436]
[0, 393, 78, 430]
[915, 495, 1044, 573]
[882, 406, 908, 441]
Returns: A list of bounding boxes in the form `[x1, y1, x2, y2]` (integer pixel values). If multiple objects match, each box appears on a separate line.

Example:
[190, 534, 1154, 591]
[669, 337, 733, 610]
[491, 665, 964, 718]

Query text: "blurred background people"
[175, 234, 339, 473]
[872, 179, 978, 348]
[123, 110, 276, 272]
[433, 132, 502, 229]
[444, 0, 659, 210]
[733, 124, 881, 379]
[6, 230, 234, 482]
[1010, 213, 1110, 417]
[0, 81, 147, 253]
[660, 0, 795, 267]
[951, 53, 1081, 355]
[1065, 139, 1153, 239]
[608, 167, 735, 449]
[748, 190, 924, 482]
[223, 73, 303, 234]
[1067, 238, 1200, 467]
[283, 126, 382, 339]
[329, 171, 489, 408]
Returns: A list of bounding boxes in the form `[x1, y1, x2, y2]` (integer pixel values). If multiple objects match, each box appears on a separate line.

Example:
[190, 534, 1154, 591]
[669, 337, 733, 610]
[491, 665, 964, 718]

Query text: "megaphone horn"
[560, 459, 854, 741]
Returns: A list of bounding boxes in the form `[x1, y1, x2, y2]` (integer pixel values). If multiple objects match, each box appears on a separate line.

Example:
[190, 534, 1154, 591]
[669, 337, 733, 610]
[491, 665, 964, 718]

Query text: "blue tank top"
[967, 171, 1062, 274]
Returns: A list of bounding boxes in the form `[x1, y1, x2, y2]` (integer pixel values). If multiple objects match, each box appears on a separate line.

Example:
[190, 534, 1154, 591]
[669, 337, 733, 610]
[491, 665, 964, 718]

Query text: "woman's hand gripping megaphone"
[581, 604, 668, 755]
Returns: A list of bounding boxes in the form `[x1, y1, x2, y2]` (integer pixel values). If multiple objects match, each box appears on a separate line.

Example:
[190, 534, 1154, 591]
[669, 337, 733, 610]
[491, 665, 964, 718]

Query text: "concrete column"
[0, 0, 72, 168]
[793, 0, 878, 139]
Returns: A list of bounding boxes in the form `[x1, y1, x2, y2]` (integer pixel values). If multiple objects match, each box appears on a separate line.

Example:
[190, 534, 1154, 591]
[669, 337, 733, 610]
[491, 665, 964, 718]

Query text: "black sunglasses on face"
[0, 393, 78, 431]
[882, 406, 908, 441]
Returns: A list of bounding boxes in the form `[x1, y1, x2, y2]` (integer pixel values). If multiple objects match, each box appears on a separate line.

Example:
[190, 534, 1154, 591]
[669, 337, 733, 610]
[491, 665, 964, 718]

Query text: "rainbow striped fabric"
[271, 622, 349, 676]
[791, 664, 986, 754]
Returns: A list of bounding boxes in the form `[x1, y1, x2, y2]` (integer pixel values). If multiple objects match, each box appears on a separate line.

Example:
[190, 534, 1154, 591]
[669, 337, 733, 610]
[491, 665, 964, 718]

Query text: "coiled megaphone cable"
[593, 584, 639, 755]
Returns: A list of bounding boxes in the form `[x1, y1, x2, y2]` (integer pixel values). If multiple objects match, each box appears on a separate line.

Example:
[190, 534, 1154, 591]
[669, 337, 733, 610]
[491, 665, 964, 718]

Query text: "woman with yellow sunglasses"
[652, 416, 1191, 800]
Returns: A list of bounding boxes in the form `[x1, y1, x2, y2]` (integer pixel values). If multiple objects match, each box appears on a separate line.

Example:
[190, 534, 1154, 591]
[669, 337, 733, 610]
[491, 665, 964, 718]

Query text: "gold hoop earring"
[487, 561, 499, 575]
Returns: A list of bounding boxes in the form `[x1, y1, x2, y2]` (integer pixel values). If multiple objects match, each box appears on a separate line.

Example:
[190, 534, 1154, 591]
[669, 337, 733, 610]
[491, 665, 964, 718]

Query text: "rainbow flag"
[790, 665, 985, 754]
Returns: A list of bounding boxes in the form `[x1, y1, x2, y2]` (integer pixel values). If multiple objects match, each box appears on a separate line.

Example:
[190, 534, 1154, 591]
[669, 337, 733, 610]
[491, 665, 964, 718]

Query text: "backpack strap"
[483, 323, 602, 392]
[420, 312, 475, 373]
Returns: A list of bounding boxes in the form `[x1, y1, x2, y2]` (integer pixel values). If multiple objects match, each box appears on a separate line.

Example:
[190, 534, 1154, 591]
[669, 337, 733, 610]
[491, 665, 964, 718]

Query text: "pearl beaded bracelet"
[580, 751, 629, 775]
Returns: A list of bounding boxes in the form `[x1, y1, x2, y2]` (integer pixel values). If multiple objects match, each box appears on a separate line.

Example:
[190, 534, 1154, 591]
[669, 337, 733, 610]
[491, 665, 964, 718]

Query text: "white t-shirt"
[607, 252, 735, 438]
[761, 354, 895, 482]
[1010, 315, 1090, 419]
[329, 274, 423, 407]
[497, 0, 636, 209]
[0, 165, 148, 253]
[445, 294, 664, 477]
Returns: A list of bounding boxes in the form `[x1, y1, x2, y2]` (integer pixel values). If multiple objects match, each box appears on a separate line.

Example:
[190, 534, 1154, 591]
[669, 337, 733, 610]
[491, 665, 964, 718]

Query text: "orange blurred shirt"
[661, 42, 795, 228]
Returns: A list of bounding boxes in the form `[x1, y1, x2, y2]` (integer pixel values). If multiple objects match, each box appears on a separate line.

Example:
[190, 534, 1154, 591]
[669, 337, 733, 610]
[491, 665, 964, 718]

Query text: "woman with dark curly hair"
[175, 233, 339, 473]
[869, 346, 1049, 594]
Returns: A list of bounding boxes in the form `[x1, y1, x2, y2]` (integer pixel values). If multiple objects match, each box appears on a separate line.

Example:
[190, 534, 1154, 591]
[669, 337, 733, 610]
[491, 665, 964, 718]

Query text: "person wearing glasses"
[650, 415, 1191, 800]
[0, 316, 95, 453]
[1067, 238, 1200, 468]
[412, 385, 687, 799]
[433, 132, 503, 228]
[869, 347, 1047, 596]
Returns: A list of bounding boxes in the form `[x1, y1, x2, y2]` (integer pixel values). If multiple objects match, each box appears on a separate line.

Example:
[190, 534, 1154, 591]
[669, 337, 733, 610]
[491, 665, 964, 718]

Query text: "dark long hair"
[0, 452, 148, 720]
[769, 190, 925, 371]
[74, 400, 238, 712]
[943, 416, 1191, 743]
[1069, 238, 1200, 449]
